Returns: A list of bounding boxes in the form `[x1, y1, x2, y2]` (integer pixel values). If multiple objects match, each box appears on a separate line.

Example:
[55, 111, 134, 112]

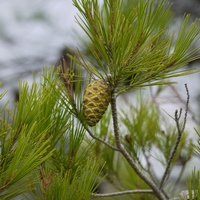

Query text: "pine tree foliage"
[186, 168, 200, 200]
[73, 0, 199, 93]
[0, 68, 103, 200]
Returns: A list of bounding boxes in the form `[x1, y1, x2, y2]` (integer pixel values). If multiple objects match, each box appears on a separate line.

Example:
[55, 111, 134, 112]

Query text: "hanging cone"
[83, 80, 111, 126]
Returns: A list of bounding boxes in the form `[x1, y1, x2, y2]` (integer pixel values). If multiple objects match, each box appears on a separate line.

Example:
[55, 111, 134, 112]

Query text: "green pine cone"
[83, 80, 111, 126]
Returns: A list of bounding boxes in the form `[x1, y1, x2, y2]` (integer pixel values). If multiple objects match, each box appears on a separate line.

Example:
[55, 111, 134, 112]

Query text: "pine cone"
[83, 80, 111, 126]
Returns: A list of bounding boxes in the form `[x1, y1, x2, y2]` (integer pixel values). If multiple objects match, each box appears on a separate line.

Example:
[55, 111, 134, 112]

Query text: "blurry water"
[0, 0, 84, 99]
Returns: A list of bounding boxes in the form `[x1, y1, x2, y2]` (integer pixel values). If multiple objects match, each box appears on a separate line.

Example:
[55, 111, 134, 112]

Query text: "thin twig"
[92, 189, 153, 197]
[110, 94, 166, 200]
[169, 84, 199, 124]
[181, 84, 189, 133]
[159, 84, 190, 189]
[84, 125, 120, 151]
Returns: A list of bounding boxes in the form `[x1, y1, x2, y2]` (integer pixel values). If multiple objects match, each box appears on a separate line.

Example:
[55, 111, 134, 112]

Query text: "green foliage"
[184, 130, 200, 199]
[0, 123, 52, 199]
[0, 73, 60, 199]
[44, 159, 103, 200]
[73, 0, 199, 93]
[120, 96, 160, 152]
[186, 168, 200, 200]
[0, 68, 104, 200]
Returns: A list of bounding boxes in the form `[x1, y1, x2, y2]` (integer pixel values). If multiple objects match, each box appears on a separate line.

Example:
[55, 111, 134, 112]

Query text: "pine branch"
[159, 84, 190, 189]
[92, 189, 153, 197]
[110, 94, 121, 148]
[84, 124, 120, 151]
[110, 94, 166, 200]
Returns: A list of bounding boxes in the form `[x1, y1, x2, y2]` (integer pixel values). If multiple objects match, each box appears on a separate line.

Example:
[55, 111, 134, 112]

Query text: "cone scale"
[83, 80, 111, 126]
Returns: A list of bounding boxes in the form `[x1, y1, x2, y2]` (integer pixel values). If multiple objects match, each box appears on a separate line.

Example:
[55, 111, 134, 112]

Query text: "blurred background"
[0, 0, 85, 104]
